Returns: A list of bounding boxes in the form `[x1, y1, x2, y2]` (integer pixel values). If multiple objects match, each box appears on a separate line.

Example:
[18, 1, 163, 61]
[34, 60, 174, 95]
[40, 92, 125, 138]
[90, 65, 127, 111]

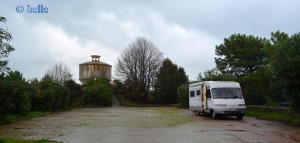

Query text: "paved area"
[0, 107, 300, 143]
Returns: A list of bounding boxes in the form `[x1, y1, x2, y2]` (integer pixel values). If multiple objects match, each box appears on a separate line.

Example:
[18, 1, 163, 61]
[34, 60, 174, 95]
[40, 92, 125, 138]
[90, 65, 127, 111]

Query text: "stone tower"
[79, 55, 112, 83]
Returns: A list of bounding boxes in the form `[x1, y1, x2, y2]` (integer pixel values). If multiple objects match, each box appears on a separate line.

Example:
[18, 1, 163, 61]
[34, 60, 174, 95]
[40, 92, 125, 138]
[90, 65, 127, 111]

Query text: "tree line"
[1, 14, 300, 120]
[0, 63, 112, 124]
[0, 17, 112, 123]
[198, 31, 300, 112]
[114, 32, 300, 112]
[114, 37, 189, 105]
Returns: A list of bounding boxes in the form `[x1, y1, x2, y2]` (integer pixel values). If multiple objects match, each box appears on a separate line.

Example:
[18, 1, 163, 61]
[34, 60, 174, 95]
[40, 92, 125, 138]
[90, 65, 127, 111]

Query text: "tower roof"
[79, 55, 112, 67]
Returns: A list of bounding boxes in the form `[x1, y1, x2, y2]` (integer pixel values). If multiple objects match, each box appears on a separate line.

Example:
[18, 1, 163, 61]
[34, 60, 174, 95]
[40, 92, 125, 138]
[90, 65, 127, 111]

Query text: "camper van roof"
[189, 81, 240, 88]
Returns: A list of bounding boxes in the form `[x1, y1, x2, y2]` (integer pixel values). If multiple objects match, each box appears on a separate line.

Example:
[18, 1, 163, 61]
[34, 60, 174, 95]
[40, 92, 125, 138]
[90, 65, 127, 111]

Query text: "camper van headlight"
[214, 104, 227, 107]
[238, 104, 245, 107]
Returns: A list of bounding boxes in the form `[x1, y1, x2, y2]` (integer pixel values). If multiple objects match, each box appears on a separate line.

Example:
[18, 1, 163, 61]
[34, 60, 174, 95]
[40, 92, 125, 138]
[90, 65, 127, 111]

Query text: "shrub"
[82, 77, 112, 106]
[31, 78, 69, 111]
[177, 83, 189, 107]
[0, 71, 31, 116]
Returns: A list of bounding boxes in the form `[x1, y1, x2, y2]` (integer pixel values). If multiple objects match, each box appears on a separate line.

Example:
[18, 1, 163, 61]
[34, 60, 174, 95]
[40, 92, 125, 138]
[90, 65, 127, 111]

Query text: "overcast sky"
[1, 0, 300, 83]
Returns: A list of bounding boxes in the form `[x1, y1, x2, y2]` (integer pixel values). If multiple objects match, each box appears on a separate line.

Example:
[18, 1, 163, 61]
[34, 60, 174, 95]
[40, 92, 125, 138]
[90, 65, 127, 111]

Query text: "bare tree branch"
[115, 37, 163, 98]
[45, 62, 73, 84]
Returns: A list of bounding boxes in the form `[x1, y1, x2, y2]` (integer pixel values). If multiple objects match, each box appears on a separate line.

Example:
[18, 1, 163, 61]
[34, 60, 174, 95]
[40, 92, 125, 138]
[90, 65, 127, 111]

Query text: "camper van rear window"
[211, 88, 242, 99]
[190, 91, 195, 97]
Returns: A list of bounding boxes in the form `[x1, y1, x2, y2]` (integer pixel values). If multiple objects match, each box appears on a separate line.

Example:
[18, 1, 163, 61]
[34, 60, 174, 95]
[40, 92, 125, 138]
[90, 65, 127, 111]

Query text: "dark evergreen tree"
[155, 58, 188, 104]
[272, 32, 300, 111]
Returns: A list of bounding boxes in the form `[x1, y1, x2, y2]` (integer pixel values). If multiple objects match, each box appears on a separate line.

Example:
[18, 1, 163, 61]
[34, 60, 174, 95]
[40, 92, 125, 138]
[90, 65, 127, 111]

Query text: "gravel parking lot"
[0, 107, 299, 143]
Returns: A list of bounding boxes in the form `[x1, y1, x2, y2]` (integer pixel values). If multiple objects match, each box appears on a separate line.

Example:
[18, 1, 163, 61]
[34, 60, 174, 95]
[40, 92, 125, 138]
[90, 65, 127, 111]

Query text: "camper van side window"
[206, 89, 211, 98]
[196, 90, 201, 96]
[190, 91, 195, 97]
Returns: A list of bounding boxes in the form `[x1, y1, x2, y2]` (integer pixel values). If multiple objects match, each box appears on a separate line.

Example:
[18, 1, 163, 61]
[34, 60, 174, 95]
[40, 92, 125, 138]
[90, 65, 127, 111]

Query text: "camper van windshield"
[212, 88, 242, 99]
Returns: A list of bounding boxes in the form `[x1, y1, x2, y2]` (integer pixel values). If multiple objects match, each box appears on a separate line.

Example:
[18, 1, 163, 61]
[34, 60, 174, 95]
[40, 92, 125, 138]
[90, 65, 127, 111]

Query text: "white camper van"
[189, 81, 246, 119]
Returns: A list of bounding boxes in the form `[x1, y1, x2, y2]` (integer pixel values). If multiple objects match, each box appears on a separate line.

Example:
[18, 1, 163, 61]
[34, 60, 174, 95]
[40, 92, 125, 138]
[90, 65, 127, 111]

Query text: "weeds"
[0, 137, 59, 143]
[0, 111, 46, 125]
[246, 109, 300, 126]
[0, 115, 16, 125]
[154, 108, 191, 127]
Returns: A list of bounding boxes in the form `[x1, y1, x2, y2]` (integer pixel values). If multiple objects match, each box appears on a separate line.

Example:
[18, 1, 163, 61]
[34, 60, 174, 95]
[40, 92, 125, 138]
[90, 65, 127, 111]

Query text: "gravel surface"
[0, 107, 299, 143]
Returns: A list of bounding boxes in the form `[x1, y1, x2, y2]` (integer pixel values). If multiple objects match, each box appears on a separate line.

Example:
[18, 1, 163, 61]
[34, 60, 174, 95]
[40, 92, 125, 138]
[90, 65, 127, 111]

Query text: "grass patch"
[157, 115, 190, 127]
[117, 95, 180, 107]
[155, 108, 178, 115]
[23, 112, 46, 119]
[0, 137, 59, 143]
[0, 115, 17, 125]
[246, 109, 300, 126]
[154, 108, 191, 127]
[0, 111, 46, 125]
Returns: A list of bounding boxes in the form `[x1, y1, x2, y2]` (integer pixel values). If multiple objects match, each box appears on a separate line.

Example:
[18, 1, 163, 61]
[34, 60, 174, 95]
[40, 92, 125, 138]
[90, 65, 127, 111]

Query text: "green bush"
[0, 71, 83, 124]
[0, 115, 16, 125]
[65, 80, 83, 107]
[177, 83, 189, 107]
[0, 71, 31, 116]
[82, 77, 112, 106]
[30, 78, 69, 111]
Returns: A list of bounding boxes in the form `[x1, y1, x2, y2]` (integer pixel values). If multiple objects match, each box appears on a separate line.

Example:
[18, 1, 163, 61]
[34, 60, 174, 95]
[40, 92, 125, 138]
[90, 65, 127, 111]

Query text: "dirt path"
[111, 95, 121, 107]
[0, 107, 299, 143]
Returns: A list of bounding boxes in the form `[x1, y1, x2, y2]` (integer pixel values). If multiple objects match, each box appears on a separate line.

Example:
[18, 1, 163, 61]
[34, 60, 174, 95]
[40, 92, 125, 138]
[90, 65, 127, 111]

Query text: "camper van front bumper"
[213, 108, 246, 115]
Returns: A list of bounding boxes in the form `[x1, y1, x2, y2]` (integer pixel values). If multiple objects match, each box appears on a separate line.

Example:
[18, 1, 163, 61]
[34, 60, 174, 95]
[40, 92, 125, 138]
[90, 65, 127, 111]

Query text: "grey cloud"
[1, 0, 300, 81]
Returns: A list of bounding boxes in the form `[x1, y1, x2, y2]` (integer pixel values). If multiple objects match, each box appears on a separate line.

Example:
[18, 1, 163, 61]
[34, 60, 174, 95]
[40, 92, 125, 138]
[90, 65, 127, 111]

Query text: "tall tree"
[45, 62, 72, 84]
[198, 68, 235, 81]
[0, 17, 15, 73]
[115, 37, 163, 102]
[271, 31, 289, 46]
[215, 34, 272, 105]
[267, 31, 289, 62]
[215, 34, 270, 77]
[177, 67, 189, 85]
[272, 32, 300, 111]
[155, 58, 188, 104]
[269, 31, 290, 103]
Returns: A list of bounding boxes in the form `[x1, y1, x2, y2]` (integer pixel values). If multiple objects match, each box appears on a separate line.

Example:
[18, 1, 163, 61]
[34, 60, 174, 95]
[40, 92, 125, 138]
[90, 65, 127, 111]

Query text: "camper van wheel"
[197, 111, 202, 116]
[211, 111, 218, 119]
[236, 115, 244, 120]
